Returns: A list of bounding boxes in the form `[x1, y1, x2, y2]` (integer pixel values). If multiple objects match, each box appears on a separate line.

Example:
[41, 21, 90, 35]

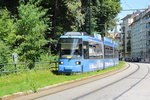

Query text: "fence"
[0, 61, 58, 75]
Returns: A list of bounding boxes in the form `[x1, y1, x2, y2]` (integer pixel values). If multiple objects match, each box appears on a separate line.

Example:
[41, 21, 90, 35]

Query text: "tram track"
[113, 63, 150, 100]
[73, 63, 141, 100]
[73, 63, 150, 100]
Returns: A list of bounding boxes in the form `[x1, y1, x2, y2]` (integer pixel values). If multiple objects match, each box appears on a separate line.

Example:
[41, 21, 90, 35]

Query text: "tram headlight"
[75, 61, 81, 65]
[59, 61, 64, 64]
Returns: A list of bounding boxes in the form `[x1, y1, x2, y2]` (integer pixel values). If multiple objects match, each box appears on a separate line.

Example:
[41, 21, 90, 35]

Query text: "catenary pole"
[89, 0, 92, 35]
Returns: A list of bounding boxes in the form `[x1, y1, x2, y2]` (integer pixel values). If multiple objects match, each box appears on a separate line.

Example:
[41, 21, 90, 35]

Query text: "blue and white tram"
[58, 32, 118, 73]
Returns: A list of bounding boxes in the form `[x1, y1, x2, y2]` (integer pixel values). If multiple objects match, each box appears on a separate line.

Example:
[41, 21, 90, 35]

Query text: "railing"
[127, 36, 131, 39]
[0, 61, 58, 75]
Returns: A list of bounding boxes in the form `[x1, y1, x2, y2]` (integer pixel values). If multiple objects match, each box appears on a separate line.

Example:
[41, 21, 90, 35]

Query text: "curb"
[0, 63, 128, 100]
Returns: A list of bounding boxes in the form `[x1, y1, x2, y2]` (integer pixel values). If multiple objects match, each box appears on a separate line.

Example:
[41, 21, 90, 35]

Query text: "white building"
[120, 14, 137, 57]
[130, 7, 150, 62]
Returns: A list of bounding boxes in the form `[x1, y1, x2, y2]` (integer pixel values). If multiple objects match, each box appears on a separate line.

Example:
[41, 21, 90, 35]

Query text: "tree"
[81, 0, 121, 35]
[0, 9, 17, 47]
[16, 0, 49, 63]
[95, 0, 121, 35]
[41, 0, 84, 54]
[0, 0, 122, 57]
[0, 9, 16, 63]
[64, 0, 84, 31]
[41, 0, 84, 35]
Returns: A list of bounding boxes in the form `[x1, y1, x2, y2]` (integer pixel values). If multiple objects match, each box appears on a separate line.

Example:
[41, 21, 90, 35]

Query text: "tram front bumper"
[58, 65, 83, 72]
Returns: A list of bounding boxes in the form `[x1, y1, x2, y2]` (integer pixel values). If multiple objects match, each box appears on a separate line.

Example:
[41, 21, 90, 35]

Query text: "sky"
[118, 0, 150, 21]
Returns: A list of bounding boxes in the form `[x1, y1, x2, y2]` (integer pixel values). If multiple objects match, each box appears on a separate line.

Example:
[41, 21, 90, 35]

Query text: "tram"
[58, 32, 118, 73]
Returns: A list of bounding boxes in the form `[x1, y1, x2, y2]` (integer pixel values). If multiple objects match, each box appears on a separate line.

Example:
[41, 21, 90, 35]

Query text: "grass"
[0, 61, 125, 97]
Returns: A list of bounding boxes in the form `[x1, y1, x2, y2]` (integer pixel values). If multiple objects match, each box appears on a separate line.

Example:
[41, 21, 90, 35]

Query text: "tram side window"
[89, 43, 102, 59]
[114, 48, 118, 58]
[99, 44, 103, 59]
[110, 47, 113, 58]
[104, 46, 109, 59]
[104, 45, 113, 59]
[83, 41, 89, 59]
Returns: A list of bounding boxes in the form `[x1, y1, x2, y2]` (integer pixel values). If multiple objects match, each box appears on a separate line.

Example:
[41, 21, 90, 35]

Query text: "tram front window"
[59, 38, 82, 59]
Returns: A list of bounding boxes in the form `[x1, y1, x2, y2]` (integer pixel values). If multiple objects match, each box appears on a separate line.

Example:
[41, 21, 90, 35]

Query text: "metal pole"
[102, 42, 105, 70]
[89, 0, 92, 35]
[55, 62, 57, 71]
[4, 64, 6, 75]
[26, 63, 28, 71]
[113, 42, 115, 66]
[14, 64, 17, 73]
[105, 23, 107, 36]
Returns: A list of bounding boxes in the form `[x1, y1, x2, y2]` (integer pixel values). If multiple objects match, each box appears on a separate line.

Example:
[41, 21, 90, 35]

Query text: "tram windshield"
[59, 38, 82, 59]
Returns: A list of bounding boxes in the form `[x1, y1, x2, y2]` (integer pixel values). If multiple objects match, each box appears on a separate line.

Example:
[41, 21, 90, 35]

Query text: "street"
[35, 63, 150, 100]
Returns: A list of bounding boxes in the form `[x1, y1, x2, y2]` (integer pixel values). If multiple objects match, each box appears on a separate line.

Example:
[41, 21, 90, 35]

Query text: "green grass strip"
[0, 61, 125, 97]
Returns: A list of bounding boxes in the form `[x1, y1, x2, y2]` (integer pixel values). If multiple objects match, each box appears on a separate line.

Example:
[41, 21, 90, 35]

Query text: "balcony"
[126, 40, 131, 47]
[122, 44, 125, 46]
[127, 43, 131, 46]
[127, 36, 131, 39]
[121, 27, 125, 33]
[127, 46, 131, 52]
[127, 30, 131, 34]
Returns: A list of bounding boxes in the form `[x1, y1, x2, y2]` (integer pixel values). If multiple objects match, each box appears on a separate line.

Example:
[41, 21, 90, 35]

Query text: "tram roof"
[60, 35, 118, 47]
[104, 41, 118, 48]
[59, 32, 118, 47]
[60, 35, 103, 43]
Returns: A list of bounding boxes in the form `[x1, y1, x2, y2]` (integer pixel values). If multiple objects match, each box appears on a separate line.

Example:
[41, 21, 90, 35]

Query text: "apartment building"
[120, 14, 137, 58]
[130, 7, 150, 62]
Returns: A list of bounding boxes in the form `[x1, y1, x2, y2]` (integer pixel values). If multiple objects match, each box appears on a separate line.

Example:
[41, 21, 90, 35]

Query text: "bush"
[39, 53, 58, 62]
[0, 40, 11, 64]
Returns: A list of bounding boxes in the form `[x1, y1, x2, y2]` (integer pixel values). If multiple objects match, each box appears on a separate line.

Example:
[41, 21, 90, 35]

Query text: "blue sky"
[118, 0, 150, 21]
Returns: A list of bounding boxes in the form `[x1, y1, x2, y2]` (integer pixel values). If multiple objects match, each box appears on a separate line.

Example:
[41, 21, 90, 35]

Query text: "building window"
[148, 31, 150, 36]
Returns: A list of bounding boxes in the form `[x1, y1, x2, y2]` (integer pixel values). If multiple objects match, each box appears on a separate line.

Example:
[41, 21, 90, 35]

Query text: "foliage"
[0, 0, 121, 63]
[0, 9, 16, 63]
[95, 0, 122, 35]
[0, 40, 11, 63]
[16, 0, 49, 63]
[81, 0, 122, 35]
[39, 53, 58, 62]
[41, 0, 84, 39]
[0, 0, 122, 37]
[65, 0, 84, 31]
[0, 9, 17, 48]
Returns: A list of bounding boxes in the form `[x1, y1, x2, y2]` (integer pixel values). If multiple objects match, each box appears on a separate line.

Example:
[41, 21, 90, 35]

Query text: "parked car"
[124, 57, 130, 62]
[131, 57, 141, 62]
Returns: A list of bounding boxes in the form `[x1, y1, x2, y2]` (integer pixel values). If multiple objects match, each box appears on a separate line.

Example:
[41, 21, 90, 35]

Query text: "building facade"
[130, 7, 150, 62]
[120, 14, 136, 58]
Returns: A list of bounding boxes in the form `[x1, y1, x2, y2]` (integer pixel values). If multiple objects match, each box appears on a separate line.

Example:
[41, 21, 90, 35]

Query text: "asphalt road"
[34, 63, 150, 100]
